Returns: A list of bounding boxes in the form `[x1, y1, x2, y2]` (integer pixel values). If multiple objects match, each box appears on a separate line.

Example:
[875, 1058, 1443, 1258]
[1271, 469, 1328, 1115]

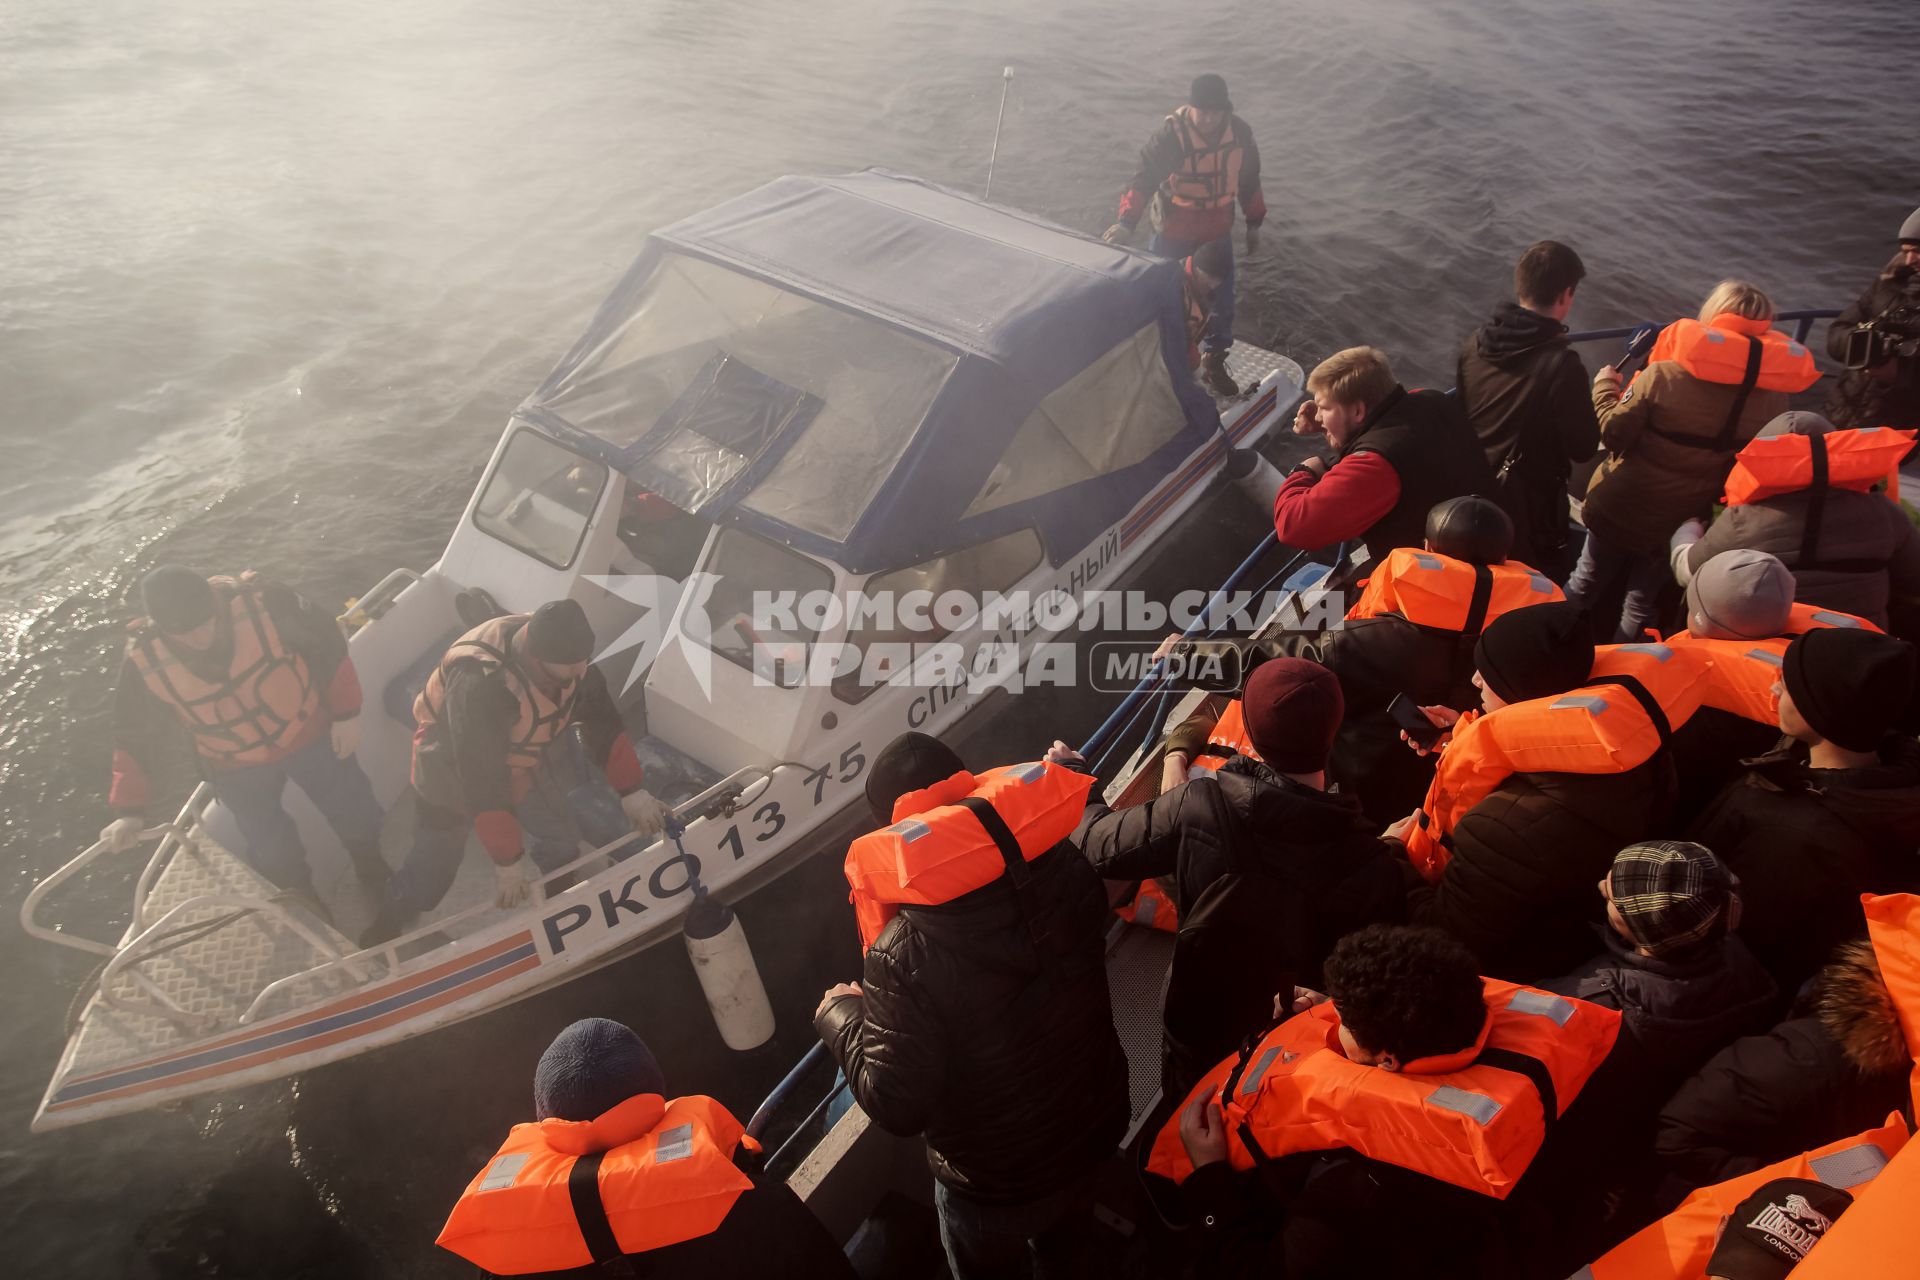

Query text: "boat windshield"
[698, 526, 834, 688]
[471, 428, 607, 568]
[532, 252, 958, 542]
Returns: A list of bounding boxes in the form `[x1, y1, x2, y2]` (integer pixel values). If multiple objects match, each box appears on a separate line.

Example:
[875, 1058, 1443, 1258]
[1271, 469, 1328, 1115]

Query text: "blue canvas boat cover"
[517, 168, 1222, 575]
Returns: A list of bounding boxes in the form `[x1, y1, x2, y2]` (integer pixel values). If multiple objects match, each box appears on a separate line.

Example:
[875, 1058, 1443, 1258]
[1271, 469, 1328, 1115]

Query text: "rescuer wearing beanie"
[1076, 655, 1408, 1097]
[1399, 602, 1683, 980]
[1823, 206, 1920, 434]
[437, 1017, 854, 1278]
[363, 599, 672, 946]
[101, 564, 389, 901]
[1690, 626, 1920, 990]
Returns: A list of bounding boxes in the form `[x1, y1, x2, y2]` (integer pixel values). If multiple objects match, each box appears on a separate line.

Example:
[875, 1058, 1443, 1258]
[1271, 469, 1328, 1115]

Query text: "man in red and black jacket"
[362, 599, 668, 945]
[1104, 73, 1267, 398]
[1273, 345, 1491, 576]
[101, 564, 388, 896]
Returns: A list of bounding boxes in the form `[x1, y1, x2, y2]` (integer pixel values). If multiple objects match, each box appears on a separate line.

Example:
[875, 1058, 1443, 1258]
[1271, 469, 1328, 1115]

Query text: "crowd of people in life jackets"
[90, 61, 1920, 1278]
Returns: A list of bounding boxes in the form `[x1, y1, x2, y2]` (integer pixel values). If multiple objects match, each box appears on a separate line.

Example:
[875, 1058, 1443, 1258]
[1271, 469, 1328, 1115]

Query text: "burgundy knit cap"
[1241, 657, 1344, 773]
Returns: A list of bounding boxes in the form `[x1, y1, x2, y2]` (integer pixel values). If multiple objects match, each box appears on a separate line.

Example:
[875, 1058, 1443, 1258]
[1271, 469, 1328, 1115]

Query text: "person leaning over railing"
[1824, 206, 1920, 434]
[1570, 280, 1817, 642]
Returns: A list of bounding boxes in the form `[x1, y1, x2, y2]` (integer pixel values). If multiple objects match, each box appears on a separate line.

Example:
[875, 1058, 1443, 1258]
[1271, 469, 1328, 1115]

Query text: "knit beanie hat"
[866, 732, 967, 822]
[1472, 602, 1594, 705]
[1756, 409, 1834, 440]
[527, 599, 595, 664]
[1686, 550, 1795, 640]
[1608, 841, 1737, 958]
[1191, 239, 1233, 280]
[1240, 657, 1343, 773]
[1704, 1178, 1853, 1279]
[1189, 74, 1232, 112]
[1781, 628, 1917, 751]
[533, 1018, 666, 1121]
[141, 565, 217, 634]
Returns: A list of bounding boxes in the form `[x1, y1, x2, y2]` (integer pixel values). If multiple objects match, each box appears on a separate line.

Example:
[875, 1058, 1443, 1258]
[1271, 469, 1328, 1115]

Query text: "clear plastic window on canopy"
[965, 322, 1186, 517]
[533, 253, 958, 541]
[699, 527, 835, 689]
[471, 429, 607, 568]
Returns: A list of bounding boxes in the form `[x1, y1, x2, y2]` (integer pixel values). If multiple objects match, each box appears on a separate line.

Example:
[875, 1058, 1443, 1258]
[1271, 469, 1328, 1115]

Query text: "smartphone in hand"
[1388, 693, 1448, 747]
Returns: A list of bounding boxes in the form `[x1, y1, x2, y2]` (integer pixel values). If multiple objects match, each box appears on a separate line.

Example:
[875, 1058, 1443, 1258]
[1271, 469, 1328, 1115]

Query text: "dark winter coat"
[1655, 939, 1916, 1192]
[1458, 302, 1601, 570]
[1406, 752, 1679, 983]
[1688, 734, 1920, 992]
[1076, 755, 1406, 1094]
[815, 840, 1128, 1204]
[1824, 260, 1920, 433]
[1250, 618, 1469, 826]
[1680, 488, 1920, 631]
[513, 1172, 855, 1280]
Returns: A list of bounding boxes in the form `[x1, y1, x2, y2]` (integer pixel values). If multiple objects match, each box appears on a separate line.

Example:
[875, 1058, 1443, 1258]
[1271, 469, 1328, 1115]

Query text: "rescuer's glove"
[620, 788, 671, 837]
[494, 857, 532, 909]
[101, 815, 145, 853]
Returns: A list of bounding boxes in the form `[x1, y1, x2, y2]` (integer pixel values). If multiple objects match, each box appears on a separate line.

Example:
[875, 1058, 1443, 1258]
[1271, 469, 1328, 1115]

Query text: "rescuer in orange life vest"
[1181, 238, 1233, 371]
[101, 564, 389, 898]
[438, 1017, 854, 1279]
[815, 732, 1127, 1280]
[1142, 923, 1619, 1279]
[1103, 73, 1266, 398]
[361, 600, 670, 946]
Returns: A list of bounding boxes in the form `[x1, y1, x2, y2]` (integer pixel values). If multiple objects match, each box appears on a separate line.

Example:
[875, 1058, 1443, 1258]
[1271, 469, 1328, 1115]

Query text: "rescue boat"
[22, 169, 1303, 1132]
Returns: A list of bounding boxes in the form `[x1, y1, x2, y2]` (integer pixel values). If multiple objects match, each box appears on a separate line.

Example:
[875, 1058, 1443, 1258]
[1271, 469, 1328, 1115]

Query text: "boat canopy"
[516, 169, 1222, 575]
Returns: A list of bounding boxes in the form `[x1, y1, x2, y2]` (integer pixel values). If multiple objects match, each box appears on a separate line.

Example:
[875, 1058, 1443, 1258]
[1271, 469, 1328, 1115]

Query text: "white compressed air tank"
[683, 889, 776, 1051]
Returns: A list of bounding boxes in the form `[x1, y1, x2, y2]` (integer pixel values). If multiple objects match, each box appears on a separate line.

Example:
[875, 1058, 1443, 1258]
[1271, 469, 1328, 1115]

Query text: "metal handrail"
[746, 1041, 831, 1141]
[1566, 308, 1840, 349]
[20, 823, 186, 958]
[133, 784, 216, 930]
[97, 892, 357, 1029]
[339, 566, 422, 633]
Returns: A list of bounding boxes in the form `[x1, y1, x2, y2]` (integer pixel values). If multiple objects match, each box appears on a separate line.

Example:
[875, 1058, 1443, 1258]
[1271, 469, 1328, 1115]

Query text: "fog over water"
[2, 0, 1915, 1273]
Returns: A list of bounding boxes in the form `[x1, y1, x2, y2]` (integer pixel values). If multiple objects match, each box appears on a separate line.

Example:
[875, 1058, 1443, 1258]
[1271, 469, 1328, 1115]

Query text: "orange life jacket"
[1403, 643, 1706, 879]
[1184, 698, 1263, 777]
[1861, 891, 1920, 1099]
[437, 1093, 758, 1275]
[1575, 1115, 1910, 1279]
[1667, 603, 1880, 726]
[1790, 1128, 1920, 1279]
[414, 614, 579, 783]
[1116, 875, 1179, 933]
[1347, 548, 1564, 634]
[1723, 426, 1915, 506]
[1144, 979, 1620, 1199]
[1645, 312, 1820, 394]
[1163, 106, 1245, 213]
[844, 761, 1093, 950]
[125, 574, 323, 768]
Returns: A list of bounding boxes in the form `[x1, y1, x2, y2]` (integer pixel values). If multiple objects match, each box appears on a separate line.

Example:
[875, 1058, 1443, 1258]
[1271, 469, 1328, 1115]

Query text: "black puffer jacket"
[1655, 939, 1916, 1192]
[1076, 756, 1405, 1093]
[1406, 753, 1678, 983]
[1824, 259, 1920, 433]
[1688, 734, 1920, 992]
[1457, 302, 1600, 571]
[1250, 619, 1472, 826]
[814, 840, 1127, 1203]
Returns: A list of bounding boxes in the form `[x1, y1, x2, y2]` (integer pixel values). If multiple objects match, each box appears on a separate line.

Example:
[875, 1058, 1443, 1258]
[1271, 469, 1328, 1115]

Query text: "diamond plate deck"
[1104, 922, 1174, 1124]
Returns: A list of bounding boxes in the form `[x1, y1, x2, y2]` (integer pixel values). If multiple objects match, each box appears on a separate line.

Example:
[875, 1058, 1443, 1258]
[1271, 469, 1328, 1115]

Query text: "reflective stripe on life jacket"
[125, 574, 322, 768]
[1723, 426, 1916, 506]
[1403, 644, 1705, 880]
[844, 761, 1093, 950]
[1347, 548, 1563, 635]
[1574, 1114, 1910, 1279]
[1164, 106, 1244, 213]
[437, 1093, 756, 1275]
[1116, 875, 1179, 933]
[413, 614, 578, 780]
[1790, 1126, 1920, 1279]
[1144, 979, 1620, 1199]
[1667, 604, 1879, 726]
[1645, 313, 1820, 395]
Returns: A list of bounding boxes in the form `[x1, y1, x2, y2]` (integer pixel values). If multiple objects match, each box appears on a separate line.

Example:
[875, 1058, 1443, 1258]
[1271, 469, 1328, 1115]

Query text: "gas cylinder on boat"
[684, 886, 776, 1051]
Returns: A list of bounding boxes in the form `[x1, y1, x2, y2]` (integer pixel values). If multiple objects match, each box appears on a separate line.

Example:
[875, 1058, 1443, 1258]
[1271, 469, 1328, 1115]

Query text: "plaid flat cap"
[1608, 841, 1736, 958]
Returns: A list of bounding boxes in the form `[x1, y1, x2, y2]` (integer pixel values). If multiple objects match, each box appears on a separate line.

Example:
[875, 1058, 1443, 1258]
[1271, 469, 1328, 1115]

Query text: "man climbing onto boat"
[1104, 73, 1266, 398]
[1182, 239, 1233, 371]
[437, 1017, 854, 1278]
[1273, 346, 1491, 573]
[361, 599, 670, 946]
[101, 564, 389, 899]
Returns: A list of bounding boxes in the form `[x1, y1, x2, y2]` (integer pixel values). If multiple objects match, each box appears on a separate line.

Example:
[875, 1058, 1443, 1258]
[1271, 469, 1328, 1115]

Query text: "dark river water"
[2, 0, 1915, 1274]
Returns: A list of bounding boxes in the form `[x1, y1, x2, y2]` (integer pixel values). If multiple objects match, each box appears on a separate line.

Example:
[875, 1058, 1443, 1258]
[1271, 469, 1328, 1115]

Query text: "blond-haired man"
[1274, 346, 1491, 566]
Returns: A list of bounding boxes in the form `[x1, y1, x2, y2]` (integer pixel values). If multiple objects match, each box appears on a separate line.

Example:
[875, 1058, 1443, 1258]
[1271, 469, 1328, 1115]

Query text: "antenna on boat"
[984, 65, 1014, 201]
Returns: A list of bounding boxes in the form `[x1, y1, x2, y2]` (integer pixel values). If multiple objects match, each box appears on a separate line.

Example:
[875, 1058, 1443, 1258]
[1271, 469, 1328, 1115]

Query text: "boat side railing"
[1565, 308, 1839, 351]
